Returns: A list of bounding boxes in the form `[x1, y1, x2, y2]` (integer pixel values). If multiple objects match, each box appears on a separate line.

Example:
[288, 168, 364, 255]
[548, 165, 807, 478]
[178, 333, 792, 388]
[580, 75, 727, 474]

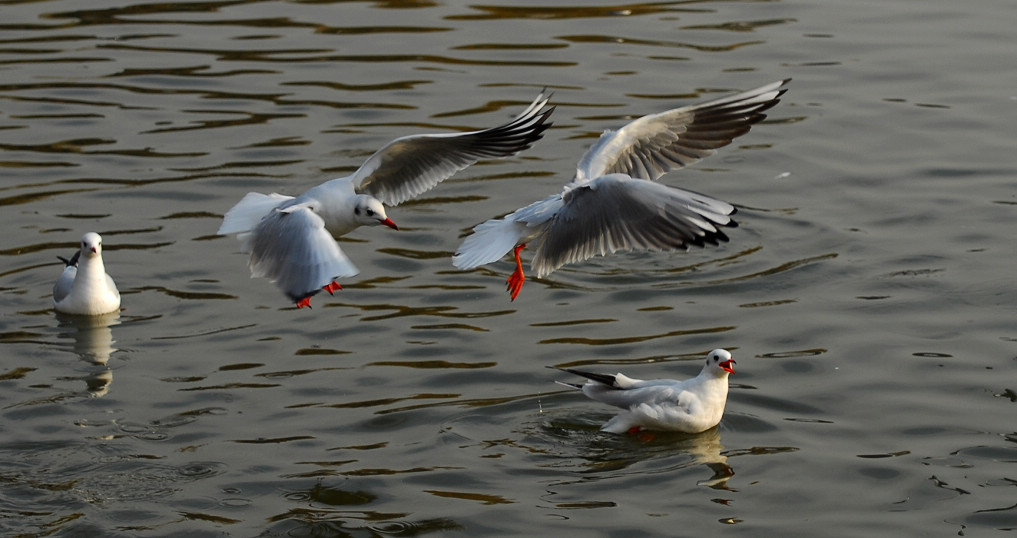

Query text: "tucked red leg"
[323, 281, 342, 295]
[626, 426, 654, 441]
[295, 297, 312, 309]
[506, 243, 527, 301]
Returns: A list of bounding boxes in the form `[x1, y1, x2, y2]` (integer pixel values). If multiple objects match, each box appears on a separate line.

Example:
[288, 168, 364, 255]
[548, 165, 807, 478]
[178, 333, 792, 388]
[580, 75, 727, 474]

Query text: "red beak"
[720, 359, 736, 374]
[381, 218, 398, 231]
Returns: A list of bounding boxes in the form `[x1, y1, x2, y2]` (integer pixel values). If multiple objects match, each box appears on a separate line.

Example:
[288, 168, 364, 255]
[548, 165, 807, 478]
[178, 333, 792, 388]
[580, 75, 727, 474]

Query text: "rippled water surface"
[2, 0, 1015, 535]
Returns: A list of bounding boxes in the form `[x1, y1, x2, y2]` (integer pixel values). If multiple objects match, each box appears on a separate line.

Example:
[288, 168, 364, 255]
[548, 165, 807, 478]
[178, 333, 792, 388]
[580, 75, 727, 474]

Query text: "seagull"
[53, 232, 121, 316]
[453, 79, 789, 300]
[218, 92, 554, 308]
[553, 349, 736, 434]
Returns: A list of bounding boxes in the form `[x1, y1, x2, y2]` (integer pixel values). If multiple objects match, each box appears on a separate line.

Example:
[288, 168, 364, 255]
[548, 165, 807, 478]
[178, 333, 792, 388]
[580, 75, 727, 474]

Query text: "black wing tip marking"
[57, 250, 80, 267]
[554, 367, 619, 387]
[470, 103, 555, 156]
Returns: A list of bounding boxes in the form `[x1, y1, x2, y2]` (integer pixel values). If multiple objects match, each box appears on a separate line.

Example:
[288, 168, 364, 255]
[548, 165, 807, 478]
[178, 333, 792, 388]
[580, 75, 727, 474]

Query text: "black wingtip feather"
[557, 367, 619, 387]
[57, 250, 80, 267]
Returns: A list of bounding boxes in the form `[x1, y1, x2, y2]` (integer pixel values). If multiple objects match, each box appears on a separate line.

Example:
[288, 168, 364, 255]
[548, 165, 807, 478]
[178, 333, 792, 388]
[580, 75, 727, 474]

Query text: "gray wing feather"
[531, 174, 736, 277]
[52, 266, 76, 303]
[52, 250, 81, 303]
[583, 382, 681, 411]
[575, 79, 789, 183]
[351, 92, 554, 206]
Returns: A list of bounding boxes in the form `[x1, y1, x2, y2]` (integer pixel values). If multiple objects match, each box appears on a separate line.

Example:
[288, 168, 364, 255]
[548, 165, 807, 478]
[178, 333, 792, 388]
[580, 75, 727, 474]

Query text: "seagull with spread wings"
[218, 92, 554, 307]
[453, 80, 788, 300]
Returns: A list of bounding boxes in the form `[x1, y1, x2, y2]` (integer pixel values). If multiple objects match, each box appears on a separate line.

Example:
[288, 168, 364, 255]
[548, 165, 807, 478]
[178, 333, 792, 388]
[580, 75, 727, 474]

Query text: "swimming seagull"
[453, 79, 789, 300]
[553, 349, 736, 434]
[53, 232, 121, 316]
[218, 92, 554, 308]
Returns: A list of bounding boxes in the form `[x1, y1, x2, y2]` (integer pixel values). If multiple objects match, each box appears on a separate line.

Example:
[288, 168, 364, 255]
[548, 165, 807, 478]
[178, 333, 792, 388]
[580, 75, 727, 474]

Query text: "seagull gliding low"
[218, 92, 554, 307]
[453, 79, 789, 300]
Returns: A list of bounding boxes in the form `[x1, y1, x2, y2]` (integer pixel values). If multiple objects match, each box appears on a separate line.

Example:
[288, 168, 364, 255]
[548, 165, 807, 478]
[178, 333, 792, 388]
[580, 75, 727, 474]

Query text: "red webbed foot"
[506, 270, 525, 301]
[295, 297, 312, 309]
[627, 426, 654, 441]
[323, 281, 342, 295]
[506, 243, 527, 301]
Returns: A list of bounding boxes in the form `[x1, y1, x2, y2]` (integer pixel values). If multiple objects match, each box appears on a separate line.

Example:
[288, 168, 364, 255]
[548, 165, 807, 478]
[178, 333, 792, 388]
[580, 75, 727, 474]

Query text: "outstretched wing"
[531, 174, 736, 277]
[575, 79, 789, 183]
[350, 92, 554, 206]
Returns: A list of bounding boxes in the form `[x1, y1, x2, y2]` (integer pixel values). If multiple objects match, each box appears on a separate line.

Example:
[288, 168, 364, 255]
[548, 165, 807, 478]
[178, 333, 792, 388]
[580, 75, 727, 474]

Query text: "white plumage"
[555, 349, 736, 434]
[53, 232, 121, 316]
[218, 92, 554, 307]
[453, 79, 789, 300]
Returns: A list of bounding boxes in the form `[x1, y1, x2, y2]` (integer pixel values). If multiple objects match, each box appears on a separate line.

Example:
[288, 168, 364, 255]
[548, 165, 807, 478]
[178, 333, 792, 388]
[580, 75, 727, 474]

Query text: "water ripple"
[540, 325, 735, 345]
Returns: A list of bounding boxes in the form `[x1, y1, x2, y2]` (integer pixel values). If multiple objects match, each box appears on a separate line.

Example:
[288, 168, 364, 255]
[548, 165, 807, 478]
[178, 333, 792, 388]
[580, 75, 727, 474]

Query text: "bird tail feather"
[452, 218, 526, 269]
[218, 192, 292, 236]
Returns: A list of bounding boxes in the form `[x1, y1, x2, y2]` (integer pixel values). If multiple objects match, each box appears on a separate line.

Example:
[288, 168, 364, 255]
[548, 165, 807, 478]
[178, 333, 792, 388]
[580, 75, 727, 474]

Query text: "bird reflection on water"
[55, 311, 120, 398]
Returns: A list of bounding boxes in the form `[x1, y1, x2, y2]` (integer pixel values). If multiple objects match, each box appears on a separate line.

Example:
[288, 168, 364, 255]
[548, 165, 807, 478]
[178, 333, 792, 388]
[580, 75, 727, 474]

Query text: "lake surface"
[2, 0, 1015, 535]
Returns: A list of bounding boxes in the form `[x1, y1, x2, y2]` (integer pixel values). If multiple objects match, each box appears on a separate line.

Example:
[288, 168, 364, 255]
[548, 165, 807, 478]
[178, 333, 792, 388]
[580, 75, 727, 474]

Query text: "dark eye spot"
[366, 209, 375, 216]
[354, 207, 361, 215]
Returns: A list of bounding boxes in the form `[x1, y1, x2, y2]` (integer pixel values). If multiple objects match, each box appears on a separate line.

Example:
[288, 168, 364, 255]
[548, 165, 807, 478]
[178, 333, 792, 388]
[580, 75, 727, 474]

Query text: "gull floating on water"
[218, 92, 554, 308]
[554, 349, 736, 434]
[53, 232, 121, 316]
[453, 80, 789, 300]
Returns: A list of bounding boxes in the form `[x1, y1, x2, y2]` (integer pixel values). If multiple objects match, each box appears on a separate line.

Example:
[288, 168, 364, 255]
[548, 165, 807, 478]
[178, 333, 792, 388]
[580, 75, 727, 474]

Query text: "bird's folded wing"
[532, 174, 736, 277]
[585, 383, 678, 410]
[248, 204, 359, 301]
[52, 266, 77, 303]
[351, 92, 554, 206]
[574, 79, 789, 183]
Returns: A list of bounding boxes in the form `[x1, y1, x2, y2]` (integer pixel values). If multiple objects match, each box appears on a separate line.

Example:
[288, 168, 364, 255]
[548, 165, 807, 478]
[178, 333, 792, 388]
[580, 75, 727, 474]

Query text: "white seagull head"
[81, 232, 103, 258]
[705, 348, 736, 376]
[352, 195, 398, 230]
